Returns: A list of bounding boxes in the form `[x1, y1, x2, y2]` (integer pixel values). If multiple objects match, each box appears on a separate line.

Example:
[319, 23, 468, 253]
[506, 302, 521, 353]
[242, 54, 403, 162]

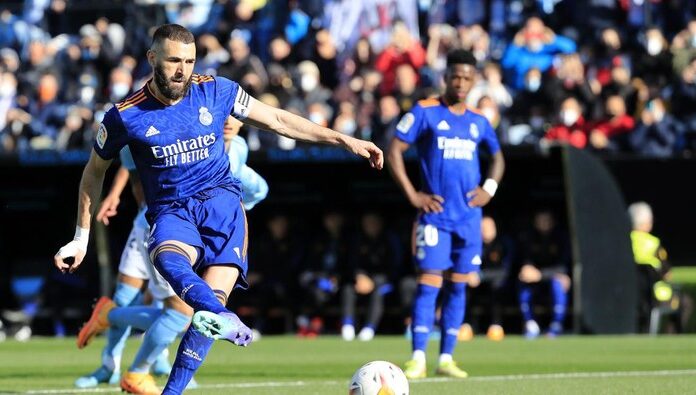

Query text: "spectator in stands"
[296, 60, 332, 107]
[425, 23, 458, 85]
[194, 33, 229, 76]
[368, 95, 400, 149]
[501, 16, 576, 90]
[24, 73, 67, 148]
[670, 56, 696, 152]
[375, 21, 426, 97]
[669, 18, 696, 76]
[393, 64, 422, 113]
[633, 27, 673, 89]
[629, 201, 681, 333]
[312, 29, 339, 90]
[476, 96, 507, 143]
[298, 209, 350, 337]
[542, 96, 588, 149]
[600, 61, 641, 116]
[629, 97, 684, 157]
[341, 212, 402, 341]
[506, 67, 552, 145]
[544, 53, 600, 119]
[467, 62, 512, 110]
[588, 95, 635, 152]
[218, 29, 268, 96]
[457, 24, 491, 67]
[516, 210, 571, 338]
[460, 216, 514, 341]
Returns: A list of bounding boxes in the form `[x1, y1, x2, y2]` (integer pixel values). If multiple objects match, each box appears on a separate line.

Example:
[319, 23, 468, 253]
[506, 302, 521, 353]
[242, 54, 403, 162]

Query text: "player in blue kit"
[53, 24, 382, 394]
[387, 49, 505, 379]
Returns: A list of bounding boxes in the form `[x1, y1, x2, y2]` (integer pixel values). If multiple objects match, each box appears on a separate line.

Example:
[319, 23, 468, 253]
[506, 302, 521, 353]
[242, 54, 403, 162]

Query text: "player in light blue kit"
[387, 49, 505, 379]
[53, 24, 382, 394]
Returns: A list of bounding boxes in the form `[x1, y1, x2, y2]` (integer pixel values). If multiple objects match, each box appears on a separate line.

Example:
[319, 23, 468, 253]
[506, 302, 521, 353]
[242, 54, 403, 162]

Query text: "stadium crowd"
[0, 1, 691, 341]
[1, 0, 696, 156]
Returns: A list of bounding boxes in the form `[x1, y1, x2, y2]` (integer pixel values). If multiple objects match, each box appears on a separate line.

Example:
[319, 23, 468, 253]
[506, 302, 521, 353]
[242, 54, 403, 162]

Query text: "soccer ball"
[349, 360, 409, 395]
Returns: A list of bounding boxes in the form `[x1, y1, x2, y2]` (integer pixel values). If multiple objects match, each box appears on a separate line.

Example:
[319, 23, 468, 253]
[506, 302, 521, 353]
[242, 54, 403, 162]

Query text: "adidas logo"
[145, 126, 160, 137]
[437, 120, 450, 130]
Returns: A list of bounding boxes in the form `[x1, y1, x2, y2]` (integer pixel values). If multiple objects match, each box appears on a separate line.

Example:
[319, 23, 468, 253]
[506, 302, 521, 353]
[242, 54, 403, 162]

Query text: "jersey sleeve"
[94, 106, 130, 160]
[394, 104, 426, 144]
[238, 165, 269, 210]
[481, 118, 501, 154]
[215, 76, 253, 120]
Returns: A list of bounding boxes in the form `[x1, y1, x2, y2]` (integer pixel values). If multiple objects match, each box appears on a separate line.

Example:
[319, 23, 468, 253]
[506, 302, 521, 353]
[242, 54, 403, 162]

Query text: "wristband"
[482, 178, 498, 197]
[73, 226, 90, 251]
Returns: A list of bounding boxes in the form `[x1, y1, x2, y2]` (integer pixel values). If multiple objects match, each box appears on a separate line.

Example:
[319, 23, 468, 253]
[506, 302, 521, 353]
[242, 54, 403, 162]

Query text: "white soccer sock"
[438, 353, 453, 364]
[412, 350, 426, 363]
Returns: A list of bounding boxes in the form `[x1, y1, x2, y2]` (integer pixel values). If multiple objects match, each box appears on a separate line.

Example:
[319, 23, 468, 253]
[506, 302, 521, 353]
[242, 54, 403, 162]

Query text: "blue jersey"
[395, 98, 500, 231]
[95, 75, 253, 214]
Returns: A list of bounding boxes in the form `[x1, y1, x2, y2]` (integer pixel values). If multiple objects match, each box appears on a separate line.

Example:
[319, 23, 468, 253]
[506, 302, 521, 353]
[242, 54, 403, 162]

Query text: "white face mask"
[339, 119, 357, 135]
[301, 74, 318, 92]
[0, 81, 16, 97]
[691, 35, 696, 48]
[110, 83, 130, 100]
[561, 109, 579, 126]
[80, 86, 95, 103]
[309, 112, 326, 125]
[527, 78, 541, 92]
[647, 38, 663, 56]
[653, 109, 665, 122]
[481, 108, 497, 123]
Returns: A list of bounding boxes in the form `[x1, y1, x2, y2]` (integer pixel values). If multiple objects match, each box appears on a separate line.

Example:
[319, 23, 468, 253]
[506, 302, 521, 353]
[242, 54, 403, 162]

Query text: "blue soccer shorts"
[412, 215, 482, 274]
[147, 184, 249, 289]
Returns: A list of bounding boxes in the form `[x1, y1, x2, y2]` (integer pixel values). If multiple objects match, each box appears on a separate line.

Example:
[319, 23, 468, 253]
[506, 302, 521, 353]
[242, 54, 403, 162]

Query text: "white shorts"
[118, 218, 176, 300]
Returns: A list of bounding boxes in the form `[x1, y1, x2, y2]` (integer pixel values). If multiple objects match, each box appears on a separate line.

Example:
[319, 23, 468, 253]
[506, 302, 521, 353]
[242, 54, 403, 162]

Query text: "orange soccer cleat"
[76, 296, 115, 349]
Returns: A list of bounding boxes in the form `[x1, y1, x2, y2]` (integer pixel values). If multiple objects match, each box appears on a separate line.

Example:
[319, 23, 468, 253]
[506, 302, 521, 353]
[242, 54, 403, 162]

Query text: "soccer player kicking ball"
[54, 23, 382, 394]
[387, 49, 505, 379]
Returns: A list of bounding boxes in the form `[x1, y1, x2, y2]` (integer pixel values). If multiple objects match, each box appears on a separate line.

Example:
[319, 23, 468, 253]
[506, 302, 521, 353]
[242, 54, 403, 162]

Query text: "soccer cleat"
[435, 360, 469, 378]
[486, 324, 505, 341]
[403, 359, 426, 380]
[192, 311, 252, 346]
[524, 320, 540, 340]
[357, 327, 375, 341]
[341, 324, 355, 341]
[547, 321, 563, 338]
[74, 365, 120, 388]
[457, 323, 474, 341]
[120, 371, 160, 395]
[77, 296, 115, 349]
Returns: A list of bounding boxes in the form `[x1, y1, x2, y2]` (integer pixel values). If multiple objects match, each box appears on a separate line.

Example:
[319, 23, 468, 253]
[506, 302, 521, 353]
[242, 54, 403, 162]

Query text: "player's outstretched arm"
[95, 165, 129, 225]
[242, 97, 383, 169]
[387, 138, 443, 213]
[54, 149, 113, 273]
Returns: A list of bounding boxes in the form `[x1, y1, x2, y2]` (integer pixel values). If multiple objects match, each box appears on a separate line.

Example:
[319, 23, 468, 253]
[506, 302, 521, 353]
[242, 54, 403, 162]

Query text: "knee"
[150, 242, 195, 269]
[417, 271, 444, 289]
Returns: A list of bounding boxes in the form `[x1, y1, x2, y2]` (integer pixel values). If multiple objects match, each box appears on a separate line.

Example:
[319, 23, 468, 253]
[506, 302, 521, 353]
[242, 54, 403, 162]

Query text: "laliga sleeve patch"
[232, 87, 253, 119]
[96, 123, 108, 149]
[396, 112, 415, 134]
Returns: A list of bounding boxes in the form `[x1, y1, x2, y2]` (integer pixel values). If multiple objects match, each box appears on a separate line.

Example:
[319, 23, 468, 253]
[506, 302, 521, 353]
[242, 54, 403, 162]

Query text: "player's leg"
[405, 222, 450, 379]
[548, 274, 570, 336]
[75, 223, 149, 388]
[341, 281, 357, 341]
[519, 281, 540, 339]
[435, 226, 482, 378]
[359, 274, 388, 341]
[163, 265, 247, 395]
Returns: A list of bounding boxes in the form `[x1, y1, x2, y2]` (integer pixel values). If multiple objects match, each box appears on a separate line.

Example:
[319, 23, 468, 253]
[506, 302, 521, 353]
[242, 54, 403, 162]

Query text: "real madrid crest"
[199, 107, 213, 126]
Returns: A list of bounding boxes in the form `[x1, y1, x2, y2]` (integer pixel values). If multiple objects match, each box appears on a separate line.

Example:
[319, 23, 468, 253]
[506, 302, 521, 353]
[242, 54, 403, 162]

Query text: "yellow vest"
[631, 230, 664, 270]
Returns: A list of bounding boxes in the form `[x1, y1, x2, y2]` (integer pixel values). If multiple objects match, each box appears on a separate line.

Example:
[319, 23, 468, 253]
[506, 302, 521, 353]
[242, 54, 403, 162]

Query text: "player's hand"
[54, 241, 87, 274]
[467, 272, 481, 288]
[466, 186, 492, 207]
[96, 194, 120, 225]
[343, 137, 384, 169]
[409, 191, 444, 213]
[355, 273, 375, 295]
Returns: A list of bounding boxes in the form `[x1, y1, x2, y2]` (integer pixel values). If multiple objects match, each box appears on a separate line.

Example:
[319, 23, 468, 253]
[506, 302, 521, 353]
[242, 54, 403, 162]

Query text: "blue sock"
[342, 317, 354, 326]
[519, 284, 533, 322]
[102, 282, 141, 371]
[411, 284, 440, 353]
[162, 326, 214, 394]
[440, 281, 466, 355]
[153, 250, 226, 314]
[109, 306, 163, 331]
[130, 309, 191, 373]
[550, 278, 568, 325]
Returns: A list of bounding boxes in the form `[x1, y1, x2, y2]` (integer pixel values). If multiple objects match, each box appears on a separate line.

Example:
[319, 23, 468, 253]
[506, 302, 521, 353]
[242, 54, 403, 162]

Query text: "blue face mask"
[527, 78, 541, 92]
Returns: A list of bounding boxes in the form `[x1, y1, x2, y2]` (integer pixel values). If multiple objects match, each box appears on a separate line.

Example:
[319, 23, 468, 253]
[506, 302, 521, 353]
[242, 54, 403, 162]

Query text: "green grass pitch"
[1, 335, 695, 394]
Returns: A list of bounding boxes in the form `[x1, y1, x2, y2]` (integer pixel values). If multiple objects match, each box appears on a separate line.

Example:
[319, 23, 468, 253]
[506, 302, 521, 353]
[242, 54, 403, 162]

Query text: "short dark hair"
[151, 24, 195, 48]
[446, 49, 477, 68]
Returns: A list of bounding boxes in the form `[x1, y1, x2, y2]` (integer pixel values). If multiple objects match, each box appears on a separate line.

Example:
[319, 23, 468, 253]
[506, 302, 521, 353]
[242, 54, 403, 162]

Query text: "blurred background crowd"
[2, 0, 696, 156]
